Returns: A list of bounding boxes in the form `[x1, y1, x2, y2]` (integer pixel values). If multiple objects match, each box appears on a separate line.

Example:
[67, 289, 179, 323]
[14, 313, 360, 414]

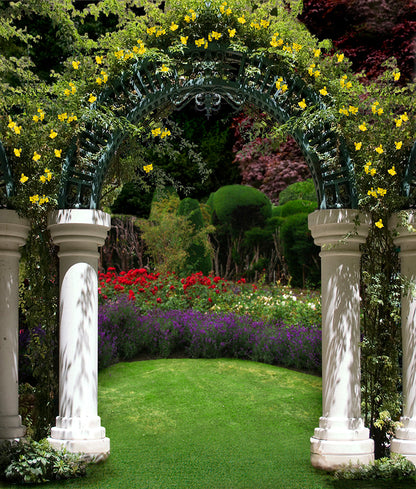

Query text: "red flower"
[156, 297, 162, 303]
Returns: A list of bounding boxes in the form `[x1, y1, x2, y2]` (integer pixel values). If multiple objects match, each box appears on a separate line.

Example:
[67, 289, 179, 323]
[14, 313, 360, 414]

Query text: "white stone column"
[0, 210, 30, 440]
[309, 209, 374, 470]
[390, 211, 416, 464]
[47, 209, 110, 461]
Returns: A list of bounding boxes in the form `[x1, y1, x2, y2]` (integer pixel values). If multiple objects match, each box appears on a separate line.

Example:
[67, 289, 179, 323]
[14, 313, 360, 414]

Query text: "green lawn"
[2, 359, 416, 489]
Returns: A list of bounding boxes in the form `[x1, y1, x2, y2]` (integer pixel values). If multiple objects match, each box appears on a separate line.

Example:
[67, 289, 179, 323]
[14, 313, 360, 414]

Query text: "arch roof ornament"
[59, 45, 358, 210]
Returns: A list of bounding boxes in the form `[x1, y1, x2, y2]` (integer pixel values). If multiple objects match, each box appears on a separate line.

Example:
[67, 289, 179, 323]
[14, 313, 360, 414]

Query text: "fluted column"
[0, 210, 30, 440]
[47, 209, 111, 461]
[309, 209, 374, 470]
[390, 211, 416, 464]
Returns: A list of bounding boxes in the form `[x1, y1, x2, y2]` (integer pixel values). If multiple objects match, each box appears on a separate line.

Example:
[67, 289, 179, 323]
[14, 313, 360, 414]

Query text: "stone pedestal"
[309, 209, 374, 470]
[0, 210, 30, 440]
[390, 211, 416, 465]
[47, 209, 111, 461]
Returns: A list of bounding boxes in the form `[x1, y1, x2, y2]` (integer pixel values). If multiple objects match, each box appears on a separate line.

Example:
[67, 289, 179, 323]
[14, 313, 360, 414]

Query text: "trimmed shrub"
[279, 179, 317, 205]
[273, 199, 317, 217]
[280, 213, 320, 288]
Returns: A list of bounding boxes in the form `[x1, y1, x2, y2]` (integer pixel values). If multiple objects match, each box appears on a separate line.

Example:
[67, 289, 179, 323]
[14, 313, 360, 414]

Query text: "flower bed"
[98, 268, 321, 326]
[98, 297, 321, 373]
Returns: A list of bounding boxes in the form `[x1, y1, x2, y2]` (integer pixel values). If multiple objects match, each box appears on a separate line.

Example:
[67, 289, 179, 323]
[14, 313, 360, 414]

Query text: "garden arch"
[3, 43, 416, 470]
[42, 45, 376, 469]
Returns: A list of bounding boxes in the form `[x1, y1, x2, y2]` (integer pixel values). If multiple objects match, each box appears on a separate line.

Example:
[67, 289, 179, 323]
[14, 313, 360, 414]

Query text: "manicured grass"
[3, 359, 416, 489]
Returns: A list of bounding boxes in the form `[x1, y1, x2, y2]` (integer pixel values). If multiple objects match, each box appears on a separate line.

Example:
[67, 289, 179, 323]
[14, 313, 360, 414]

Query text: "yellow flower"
[319, 86, 328, 96]
[170, 22, 179, 31]
[115, 50, 124, 59]
[313, 48, 321, 57]
[33, 114, 40, 122]
[371, 102, 379, 114]
[307, 63, 315, 76]
[250, 22, 260, 30]
[180, 36, 188, 45]
[152, 127, 161, 137]
[95, 56, 103, 64]
[354, 142, 362, 151]
[161, 129, 171, 139]
[184, 14, 191, 23]
[101, 71, 108, 83]
[13, 125, 22, 134]
[292, 42, 302, 52]
[29, 194, 39, 203]
[54, 149, 62, 158]
[377, 187, 387, 196]
[195, 38, 206, 47]
[147, 26, 156, 35]
[8, 118, 15, 129]
[375, 144, 384, 154]
[40, 175, 47, 183]
[14, 148, 22, 157]
[395, 118, 403, 127]
[49, 130, 58, 139]
[375, 219, 384, 229]
[348, 105, 358, 114]
[377, 108, 384, 115]
[160, 64, 169, 73]
[401, 112, 409, 122]
[394, 71, 401, 81]
[395, 141, 403, 150]
[368, 188, 377, 198]
[88, 94, 97, 103]
[364, 161, 372, 174]
[298, 99, 307, 110]
[156, 29, 166, 37]
[68, 114, 77, 123]
[32, 151, 41, 161]
[228, 28, 236, 38]
[64, 88, 71, 96]
[72, 61, 80, 69]
[225, 7, 232, 15]
[143, 164, 153, 173]
[388, 166, 397, 176]
[39, 195, 49, 205]
[211, 31, 222, 40]
[370, 168, 376, 176]
[339, 107, 349, 116]
[358, 123, 367, 131]
[260, 19, 270, 28]
[96, 77, 103, 85]
[20, 173, 28, 183]
[281, 84, 288, 93]
[313, 70, 321, 78]
[336, 53, 344, 63]
[237, 16, 246, 24]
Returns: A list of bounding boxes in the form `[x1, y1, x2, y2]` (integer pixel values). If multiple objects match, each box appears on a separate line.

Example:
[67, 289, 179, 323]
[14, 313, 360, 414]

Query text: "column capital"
[0, 209, 30, 251]
[390, 210, 416, 252]
[308, 209, 370, 250]
[48, 209, 111, 251]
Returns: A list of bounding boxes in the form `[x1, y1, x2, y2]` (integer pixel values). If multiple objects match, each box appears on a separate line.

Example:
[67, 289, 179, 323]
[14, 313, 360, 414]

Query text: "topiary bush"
[278, 179, 317, 205]
[0, 438, 87, 484]
[177, 197, 212, 276]
[280, 212, 320, 288]
[273, 199, 317, 217]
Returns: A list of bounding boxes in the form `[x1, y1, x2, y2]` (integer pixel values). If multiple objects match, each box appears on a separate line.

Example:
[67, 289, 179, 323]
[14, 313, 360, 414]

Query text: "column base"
[48, 416, 110, 462]
[311, 417, 374, 471]
[0, 415, 26, 440]
[390, 417, 416, 465]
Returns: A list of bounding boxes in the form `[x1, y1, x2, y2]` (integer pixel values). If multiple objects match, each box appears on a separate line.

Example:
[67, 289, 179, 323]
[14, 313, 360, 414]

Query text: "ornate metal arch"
[403, 139, 416, 205]
[59, 45, 358, 210]
[0, 139, 14, 206]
